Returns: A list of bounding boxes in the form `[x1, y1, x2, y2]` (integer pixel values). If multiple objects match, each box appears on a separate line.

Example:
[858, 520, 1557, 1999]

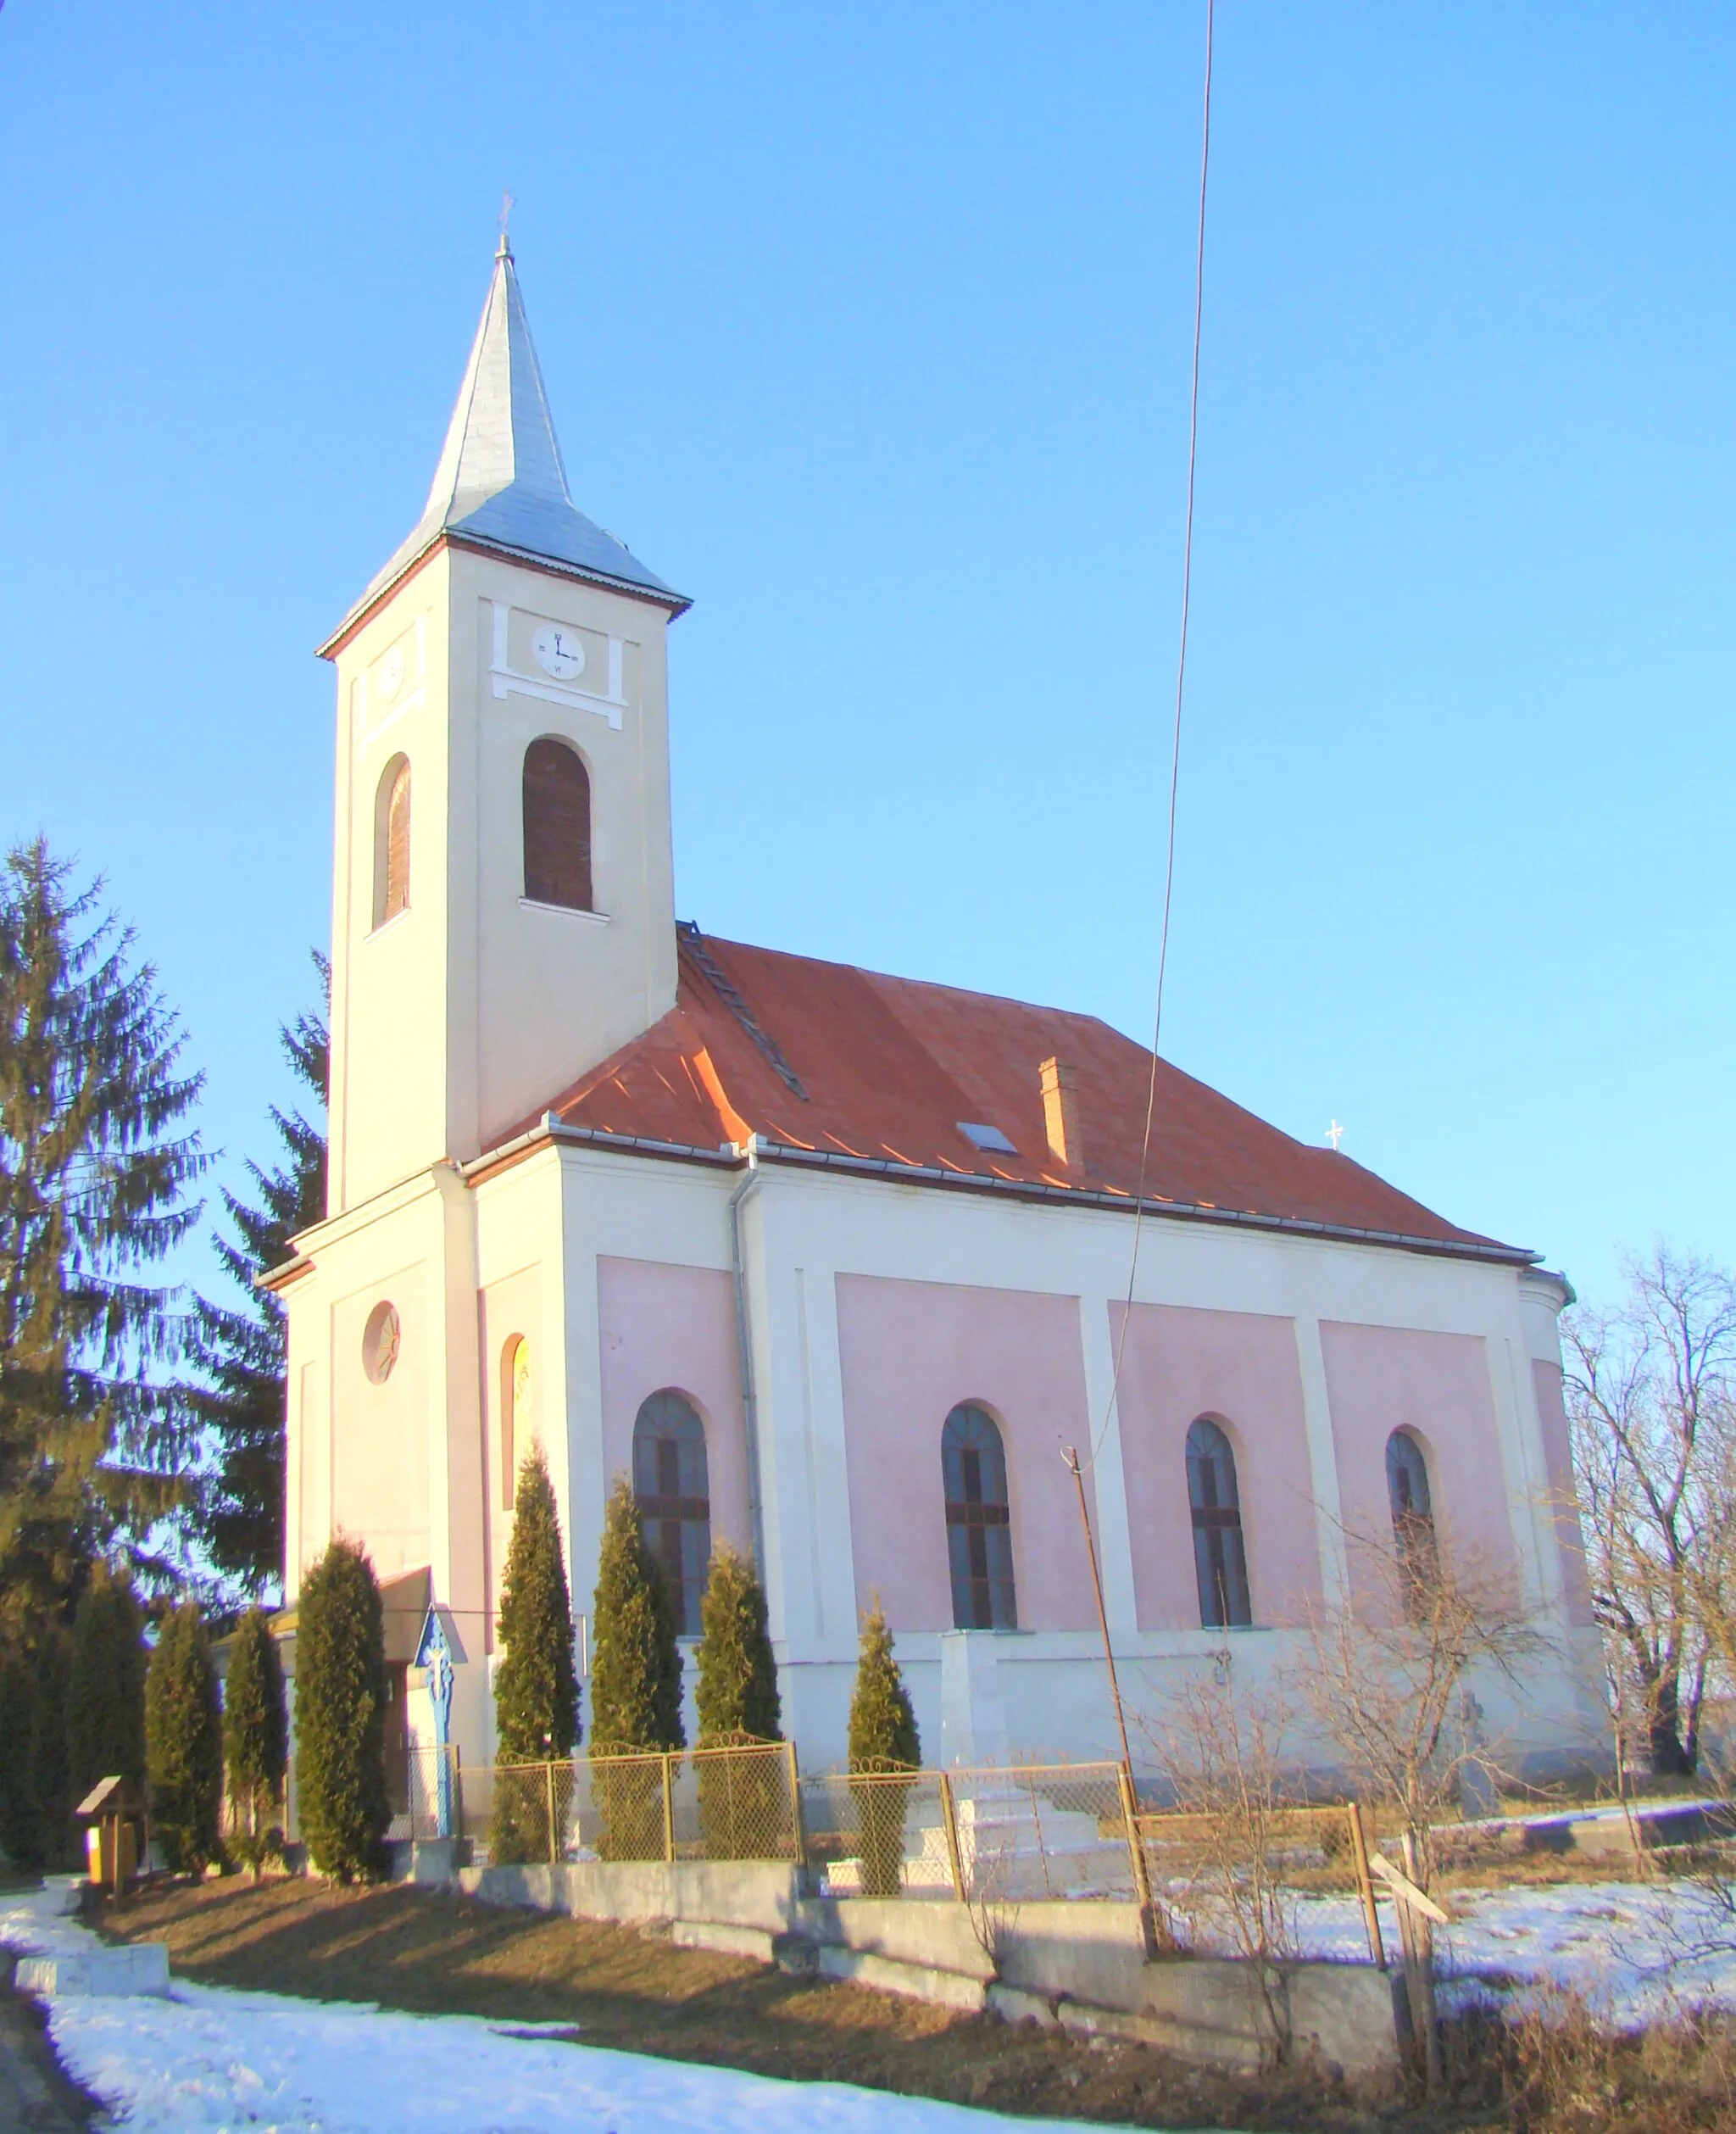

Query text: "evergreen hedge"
[145, 1600, 222, 1874]
[294, 1539, 390, 1882]
[29, 1631, 72, 1868]
[588, 1476, 684, 1859]
[694, 1542, 782, 1858]
[0, 1647, 36, 1865]
[847, 1599, 920, 1896]
[66, 1569, 146, 1806]
[222, 1607, 287, 1875]
[491, 1446, 581, 1864]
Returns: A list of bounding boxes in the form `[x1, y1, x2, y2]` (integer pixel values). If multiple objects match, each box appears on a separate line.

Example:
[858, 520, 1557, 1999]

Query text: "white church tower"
[316, 234, 689, 1213]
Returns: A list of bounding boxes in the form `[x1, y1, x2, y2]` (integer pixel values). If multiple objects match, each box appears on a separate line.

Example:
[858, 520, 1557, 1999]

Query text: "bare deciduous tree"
[1565, 1247, 1736, 1778]
[1302, 1527, 1541, 2091]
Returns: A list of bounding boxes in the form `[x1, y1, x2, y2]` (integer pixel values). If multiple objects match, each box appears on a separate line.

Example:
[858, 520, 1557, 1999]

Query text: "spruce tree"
[694, 1542, 782, 1859]
[184, 961, 327, 1600]
[294, 1538, 390, 1882]
[145, 1600, 222, 1874]
[847, 1599, 920, 1897]
[588, 1476, 684, 1859]
[66, 1568, 146, 1804]
[0, 843, 206, 1637]
[222, 1607, 287, 1874]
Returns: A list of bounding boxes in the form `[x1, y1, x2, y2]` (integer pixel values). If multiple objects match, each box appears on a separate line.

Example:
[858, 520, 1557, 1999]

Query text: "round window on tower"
[362, 1301, 401, 1385]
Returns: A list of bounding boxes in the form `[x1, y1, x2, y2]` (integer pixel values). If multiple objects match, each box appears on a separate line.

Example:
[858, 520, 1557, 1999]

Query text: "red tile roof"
[518, 928, 1522, 1260]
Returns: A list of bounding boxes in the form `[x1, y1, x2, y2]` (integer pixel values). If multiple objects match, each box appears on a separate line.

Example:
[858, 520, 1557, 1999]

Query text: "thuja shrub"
[145, 1600, 223, 1875]
[294, 1539, 390, 1883]
[589, 1476, 683, 1861]
[223, 1607, 287, 1877]
[694, 1543, 783, 1860]
[491, 1446, 581, 1866]
[67, 1568, 147, 1806]
[847, 1599, 920, 1897]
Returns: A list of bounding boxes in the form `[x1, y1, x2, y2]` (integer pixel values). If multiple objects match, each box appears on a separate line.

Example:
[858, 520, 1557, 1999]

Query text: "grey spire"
[339, 242, 685, 635]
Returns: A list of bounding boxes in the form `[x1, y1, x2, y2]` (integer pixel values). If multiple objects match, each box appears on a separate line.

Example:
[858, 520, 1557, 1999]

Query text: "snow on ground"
[0, 1884, 1127, 2134]
[1282, 1879, 1736, 2025]
[8, 1875, 1736, 2130]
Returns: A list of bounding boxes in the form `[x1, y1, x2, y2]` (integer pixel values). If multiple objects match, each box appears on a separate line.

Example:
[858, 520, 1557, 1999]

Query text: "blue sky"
[1, 3, 1730, 1307]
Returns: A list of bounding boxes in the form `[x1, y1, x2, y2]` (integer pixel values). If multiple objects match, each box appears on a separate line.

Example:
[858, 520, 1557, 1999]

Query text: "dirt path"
[96, 1876, 1397, 2131]
[0, 1975, 93, 2133]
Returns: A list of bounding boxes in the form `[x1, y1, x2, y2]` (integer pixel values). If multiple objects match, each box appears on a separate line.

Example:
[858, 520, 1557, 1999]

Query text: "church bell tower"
[318, 238, 689, 1213]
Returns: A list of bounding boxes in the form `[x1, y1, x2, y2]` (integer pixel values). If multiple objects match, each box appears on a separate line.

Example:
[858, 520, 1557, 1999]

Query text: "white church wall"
[453, 549, 678, 1158]
[325, 558, 456, 1212]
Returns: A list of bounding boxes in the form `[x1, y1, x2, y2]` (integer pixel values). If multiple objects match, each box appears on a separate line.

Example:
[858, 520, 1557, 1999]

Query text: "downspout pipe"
[727, 1140, 768, 1574]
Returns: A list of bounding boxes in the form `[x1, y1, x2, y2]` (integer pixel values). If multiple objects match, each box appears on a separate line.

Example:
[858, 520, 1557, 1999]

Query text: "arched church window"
[522, 738, 593, 912]
[632, 1390, 709, 1637]
[942, 1402, 1017, 1630]
[374, 755, 411, 928]
[1386, 1429, 1439, 1613]
[502, 1336, 533, 1510]
[1186, 1418, 1252, 1629]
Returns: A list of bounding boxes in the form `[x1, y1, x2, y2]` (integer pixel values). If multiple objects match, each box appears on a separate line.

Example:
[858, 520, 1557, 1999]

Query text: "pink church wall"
[1110, 1302, 1322, 1630]
[595, 1257, 752, 1555]
[1533, 1358, 1596, 1626]
[833, 1273, 1099, 1635]
[1318, 1321, 1517, 1611]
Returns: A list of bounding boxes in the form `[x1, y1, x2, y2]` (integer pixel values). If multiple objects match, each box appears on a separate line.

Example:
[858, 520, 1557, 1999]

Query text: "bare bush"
[1138, 1668, 1299, 2062]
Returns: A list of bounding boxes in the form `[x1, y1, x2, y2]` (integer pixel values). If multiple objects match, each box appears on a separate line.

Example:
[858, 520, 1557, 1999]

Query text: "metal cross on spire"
[1326, 1120, 1345, 1151]
[497, 189, 515, 261]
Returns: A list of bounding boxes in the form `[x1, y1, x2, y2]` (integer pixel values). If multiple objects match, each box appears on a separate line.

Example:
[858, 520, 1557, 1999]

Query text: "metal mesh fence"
[949, 1763, 1140, 1903]
[1138, 1800, 1385, 1964]
[478, 1743, 800, 1868]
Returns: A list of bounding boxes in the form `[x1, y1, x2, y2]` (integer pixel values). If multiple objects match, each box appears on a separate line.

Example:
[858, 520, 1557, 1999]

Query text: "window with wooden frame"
[501, 1336, 533, 1511]
[632, 1390, 710, 1637]
[373, 755, 411, 928]
[1386, 1428, 1439, 1613]
[942, 1402, 1017, 1630]
[522, 738, 593, 911]
[1186, 1417, 1252, 1628]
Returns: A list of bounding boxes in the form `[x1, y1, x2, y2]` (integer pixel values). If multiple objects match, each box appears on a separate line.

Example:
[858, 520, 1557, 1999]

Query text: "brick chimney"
[1039, 1056, 1083, 1173]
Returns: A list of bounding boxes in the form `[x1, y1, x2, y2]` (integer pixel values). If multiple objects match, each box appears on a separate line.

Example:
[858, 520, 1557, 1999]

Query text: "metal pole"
[1063, 1447, 1136, 1775]
[937, 1772, 966, 1903]
[545, 1761, 558, 1865]
[661, 1753, 676, 1864]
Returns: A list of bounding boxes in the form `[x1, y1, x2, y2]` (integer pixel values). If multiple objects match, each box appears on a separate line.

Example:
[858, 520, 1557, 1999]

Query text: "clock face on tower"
[531, 624, 585, 683]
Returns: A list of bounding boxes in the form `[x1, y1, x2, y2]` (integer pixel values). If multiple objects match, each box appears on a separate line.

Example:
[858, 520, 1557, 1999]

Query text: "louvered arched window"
[374, 755, 411, 928]
[1186, 1418, 1252, 1628]
[632, 1390, 710, 1636]
[942, 1403, 1017, 1630]
[1386, 1429, 1438, 1613]
[523, 738, 593, 911]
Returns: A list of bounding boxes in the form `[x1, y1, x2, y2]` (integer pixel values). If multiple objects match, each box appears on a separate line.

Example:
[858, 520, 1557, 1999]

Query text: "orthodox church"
[270, 239, 1603, 1781]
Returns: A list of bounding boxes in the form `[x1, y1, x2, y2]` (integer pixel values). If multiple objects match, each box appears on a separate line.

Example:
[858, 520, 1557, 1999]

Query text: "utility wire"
[1082, 0, 1214, 1472]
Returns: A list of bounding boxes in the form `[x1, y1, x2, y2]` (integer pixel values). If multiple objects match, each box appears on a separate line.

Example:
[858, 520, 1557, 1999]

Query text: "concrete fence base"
[452, 1860, 1401, 2079]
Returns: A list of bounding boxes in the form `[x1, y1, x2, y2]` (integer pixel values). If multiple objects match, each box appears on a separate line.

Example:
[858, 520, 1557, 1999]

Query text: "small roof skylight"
[957, 1121, 1018, 1156]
